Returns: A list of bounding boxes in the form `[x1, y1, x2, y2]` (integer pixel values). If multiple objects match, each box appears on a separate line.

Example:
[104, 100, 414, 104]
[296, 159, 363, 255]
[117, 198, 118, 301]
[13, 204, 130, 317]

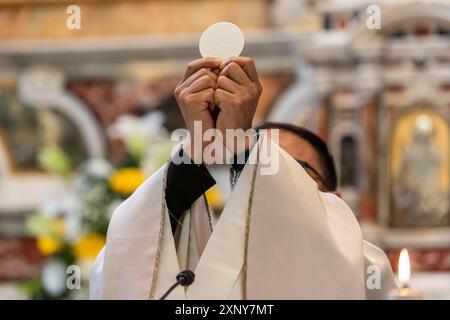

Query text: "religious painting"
[389, 109, 450, 228]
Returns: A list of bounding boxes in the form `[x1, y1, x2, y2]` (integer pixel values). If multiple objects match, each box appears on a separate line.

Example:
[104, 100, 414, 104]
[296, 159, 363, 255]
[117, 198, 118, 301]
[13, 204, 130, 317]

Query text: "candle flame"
[398, 248, 411, 288]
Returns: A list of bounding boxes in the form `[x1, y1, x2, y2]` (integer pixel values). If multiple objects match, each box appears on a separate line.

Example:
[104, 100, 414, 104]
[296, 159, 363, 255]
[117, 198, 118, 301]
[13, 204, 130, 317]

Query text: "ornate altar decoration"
[269, 0, 450, 278]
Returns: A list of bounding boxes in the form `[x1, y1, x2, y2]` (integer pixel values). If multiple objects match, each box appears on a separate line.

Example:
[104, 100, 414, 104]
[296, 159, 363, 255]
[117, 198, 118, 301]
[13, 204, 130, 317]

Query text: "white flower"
[65, 209, 82, 242]
[108, 112, 168, 159]
[141, 139, 173, 176]
[41, 259, 67, 297]
[39, 200, 62, 218]
[109, 113, 166, 141]
[39, 194, 77, 218]
[140, 112, 167, 137]
[83, 158, 113, 178]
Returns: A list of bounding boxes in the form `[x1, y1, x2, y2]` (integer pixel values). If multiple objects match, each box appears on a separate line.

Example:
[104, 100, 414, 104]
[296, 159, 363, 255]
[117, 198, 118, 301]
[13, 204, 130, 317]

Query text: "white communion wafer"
[199, 22, 245, 60]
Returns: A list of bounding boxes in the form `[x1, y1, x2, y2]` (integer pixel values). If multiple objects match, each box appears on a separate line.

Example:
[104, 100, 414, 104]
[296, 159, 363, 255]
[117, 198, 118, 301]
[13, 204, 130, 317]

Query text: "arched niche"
[17, 66, 106, 158]
[380, 106, 450, 228]
[339, 135, 359, 187]
[266, 62, 324, 131]
[329, 121, 363, 213]
[0, 66, 106, 216]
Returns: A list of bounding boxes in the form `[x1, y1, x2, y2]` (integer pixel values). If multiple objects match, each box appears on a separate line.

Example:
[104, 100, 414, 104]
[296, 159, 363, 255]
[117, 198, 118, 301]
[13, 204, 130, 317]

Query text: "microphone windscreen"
[177, 270, 195, 286]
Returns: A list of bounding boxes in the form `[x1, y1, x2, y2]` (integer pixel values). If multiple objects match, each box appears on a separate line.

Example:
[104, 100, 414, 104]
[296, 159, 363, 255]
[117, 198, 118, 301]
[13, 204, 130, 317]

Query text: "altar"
[0, 0, 449, 299]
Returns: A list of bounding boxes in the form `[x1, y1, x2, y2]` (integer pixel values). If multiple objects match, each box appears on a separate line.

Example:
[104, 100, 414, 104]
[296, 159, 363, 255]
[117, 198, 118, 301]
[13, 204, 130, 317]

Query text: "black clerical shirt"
[165, 148, 250, 233]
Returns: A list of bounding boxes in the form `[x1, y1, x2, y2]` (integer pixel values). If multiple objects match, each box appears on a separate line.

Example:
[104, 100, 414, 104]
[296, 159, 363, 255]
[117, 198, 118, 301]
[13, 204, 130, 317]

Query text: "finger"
[187, 89, 215, 111]
[220, 62, 251, 86]
[214, 88, 234, 109]
[182, 58, 222, 82]
[195, 88, 215, 104]
[221, 57, 259, 84]
[216, 75, 241, 94]
[181, 68, 217, 90]
[185, 74, 217, 94]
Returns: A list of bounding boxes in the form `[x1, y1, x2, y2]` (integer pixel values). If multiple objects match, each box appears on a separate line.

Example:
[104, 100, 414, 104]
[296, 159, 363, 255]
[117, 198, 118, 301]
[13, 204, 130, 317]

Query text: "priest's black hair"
[255, 122, 338, 191]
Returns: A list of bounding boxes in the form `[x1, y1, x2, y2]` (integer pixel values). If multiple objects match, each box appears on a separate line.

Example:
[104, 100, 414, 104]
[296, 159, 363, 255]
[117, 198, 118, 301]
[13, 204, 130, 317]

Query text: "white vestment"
[90, 135, 396, 299]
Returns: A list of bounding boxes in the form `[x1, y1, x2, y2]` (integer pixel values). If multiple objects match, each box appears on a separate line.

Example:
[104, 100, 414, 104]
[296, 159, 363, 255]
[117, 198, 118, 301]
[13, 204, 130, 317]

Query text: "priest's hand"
[174, 58, 222, 162]
[215, 57, 262, 153]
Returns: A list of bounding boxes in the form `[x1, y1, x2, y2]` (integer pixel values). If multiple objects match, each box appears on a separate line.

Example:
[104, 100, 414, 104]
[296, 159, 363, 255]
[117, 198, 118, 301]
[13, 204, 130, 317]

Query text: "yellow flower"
[205, 186, 223, 208]
[73, 233, 106, 260]
[109, 167, 145, 197]
[37, 236, 62, 256]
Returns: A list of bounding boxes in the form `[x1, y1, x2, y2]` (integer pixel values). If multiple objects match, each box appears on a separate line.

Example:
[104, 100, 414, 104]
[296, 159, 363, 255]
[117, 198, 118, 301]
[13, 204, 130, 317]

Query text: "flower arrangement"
[19, 112, 174, 299]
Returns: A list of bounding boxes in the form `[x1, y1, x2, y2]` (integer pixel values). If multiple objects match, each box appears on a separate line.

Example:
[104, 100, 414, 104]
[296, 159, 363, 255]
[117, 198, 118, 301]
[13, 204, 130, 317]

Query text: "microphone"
[159, 270, 195, 300]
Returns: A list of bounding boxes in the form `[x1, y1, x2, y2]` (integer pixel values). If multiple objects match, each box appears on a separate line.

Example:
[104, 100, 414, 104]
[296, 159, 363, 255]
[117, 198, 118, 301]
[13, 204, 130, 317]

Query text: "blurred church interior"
[0, 0, 449, 299]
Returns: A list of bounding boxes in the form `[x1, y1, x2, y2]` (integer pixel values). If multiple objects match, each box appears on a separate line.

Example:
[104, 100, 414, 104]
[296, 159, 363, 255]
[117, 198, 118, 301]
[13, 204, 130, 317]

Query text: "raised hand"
[214, 57, 262, 153]
[174, 58, 222, 162]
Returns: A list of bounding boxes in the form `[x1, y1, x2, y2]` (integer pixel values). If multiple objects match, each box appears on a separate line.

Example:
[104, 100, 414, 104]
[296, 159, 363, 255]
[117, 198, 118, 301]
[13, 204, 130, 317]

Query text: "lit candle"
[388, 248, 422, 300]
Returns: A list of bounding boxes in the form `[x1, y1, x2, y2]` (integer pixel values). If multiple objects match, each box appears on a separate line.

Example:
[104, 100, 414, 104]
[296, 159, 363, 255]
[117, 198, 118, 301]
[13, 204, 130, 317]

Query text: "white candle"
[388, 248, 422, 300]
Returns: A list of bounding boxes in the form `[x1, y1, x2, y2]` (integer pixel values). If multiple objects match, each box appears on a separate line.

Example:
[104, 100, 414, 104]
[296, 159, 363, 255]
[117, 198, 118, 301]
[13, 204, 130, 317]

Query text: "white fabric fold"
[90, 134, 396, 300]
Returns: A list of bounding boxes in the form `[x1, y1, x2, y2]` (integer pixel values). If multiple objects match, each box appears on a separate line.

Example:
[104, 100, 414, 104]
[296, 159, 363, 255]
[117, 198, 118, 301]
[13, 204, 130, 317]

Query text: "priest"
[90, 57, 396, 299]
